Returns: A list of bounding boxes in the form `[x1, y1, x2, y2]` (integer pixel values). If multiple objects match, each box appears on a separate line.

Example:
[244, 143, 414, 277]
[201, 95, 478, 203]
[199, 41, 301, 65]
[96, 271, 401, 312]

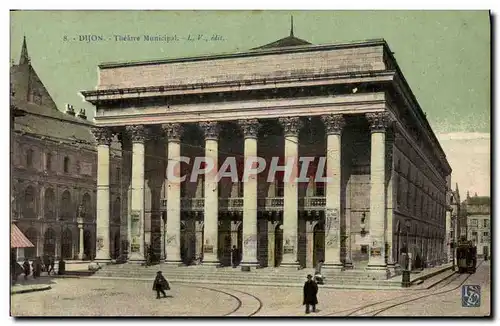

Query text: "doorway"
[61, 228, 73, 259]
[274, 224, 283, 267]
[313, 223, 325, 267]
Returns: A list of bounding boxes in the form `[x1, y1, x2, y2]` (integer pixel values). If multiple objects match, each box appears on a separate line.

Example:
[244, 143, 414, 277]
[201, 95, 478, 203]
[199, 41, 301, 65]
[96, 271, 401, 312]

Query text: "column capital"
[162, 123, 183, 142]
[125, 125, 147, 143]
[91, 127, 114, 146]
[278, 117, 302, 137]
[199, 121, 219, 140]
[321, 114, 346, 135]
[238, 119, 260, 139]
[366, 112, 394, 133]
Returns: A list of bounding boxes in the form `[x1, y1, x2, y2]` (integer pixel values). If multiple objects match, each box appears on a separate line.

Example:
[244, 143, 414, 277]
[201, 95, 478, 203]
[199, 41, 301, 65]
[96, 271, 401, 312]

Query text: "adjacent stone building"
[464, 193, 490, 258]
[81, 32, 452, 277]
[10, 37, 122, 261]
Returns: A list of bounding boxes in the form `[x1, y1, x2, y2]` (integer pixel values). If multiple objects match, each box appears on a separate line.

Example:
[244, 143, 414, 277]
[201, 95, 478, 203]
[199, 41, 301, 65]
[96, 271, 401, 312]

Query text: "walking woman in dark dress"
[303, 274, 318, 314]
[152, 271, 170, 299]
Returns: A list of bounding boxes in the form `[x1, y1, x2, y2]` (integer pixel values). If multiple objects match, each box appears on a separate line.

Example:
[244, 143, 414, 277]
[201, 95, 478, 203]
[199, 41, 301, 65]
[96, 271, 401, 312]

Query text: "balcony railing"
[299, 196, 326, 210]
[257, 197, 284, 211]
[161, 196, 326, 211]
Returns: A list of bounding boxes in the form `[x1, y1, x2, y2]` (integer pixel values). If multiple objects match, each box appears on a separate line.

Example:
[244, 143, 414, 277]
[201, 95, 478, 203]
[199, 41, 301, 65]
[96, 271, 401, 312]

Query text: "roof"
[10, 37, 98, 147]
[11, 224, 34, 248]
[13, 98, 97, 145]
[251, 35, 312, 50]
[466, 196, 491, 206]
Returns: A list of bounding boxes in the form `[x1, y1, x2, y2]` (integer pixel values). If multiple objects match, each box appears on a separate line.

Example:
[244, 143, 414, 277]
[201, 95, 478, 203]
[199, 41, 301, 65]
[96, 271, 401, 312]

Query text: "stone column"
[385, 129, 396, 276]
[91, 127, 113, 262]
[126, 125, 147, 262]
[305, 220, 318, 268]
[267, 220, 279, 267]
[200, 121, 220, 265]
[366, 112, 390, 271]
[278, 117, 301, 267]
[321, 114, 345, 269]
[163, 123, 183, 264]
[195, 221, 204, 263]
[160, 212, 166, 262]
[77, 218, 84, 260]
[238, 119, 260, 269]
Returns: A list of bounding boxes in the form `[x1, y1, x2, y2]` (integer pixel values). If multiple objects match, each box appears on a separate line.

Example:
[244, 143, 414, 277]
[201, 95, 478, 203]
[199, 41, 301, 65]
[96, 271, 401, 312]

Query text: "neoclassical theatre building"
[82, 34, 452, 276]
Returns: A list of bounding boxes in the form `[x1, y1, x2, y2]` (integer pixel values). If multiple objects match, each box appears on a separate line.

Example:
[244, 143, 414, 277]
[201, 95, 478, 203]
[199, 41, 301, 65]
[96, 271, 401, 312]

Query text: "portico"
[83, 38, 452, 278]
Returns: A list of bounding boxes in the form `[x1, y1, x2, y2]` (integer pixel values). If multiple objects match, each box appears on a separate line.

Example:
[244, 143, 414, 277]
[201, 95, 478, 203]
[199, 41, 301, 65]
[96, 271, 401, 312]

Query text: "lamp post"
[402, 219, 412, 287]
[58, 216, 65, 275]
[405, 220, 411, 270]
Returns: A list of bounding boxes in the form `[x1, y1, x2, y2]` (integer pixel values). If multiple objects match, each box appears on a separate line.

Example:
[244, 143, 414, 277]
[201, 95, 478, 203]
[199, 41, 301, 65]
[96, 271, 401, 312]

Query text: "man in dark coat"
[303, 274, 318, 314]
[22, 259, 31, 280]
[33, 257, 42, 278]
[152, 271, 170, 299]
[231, 246, 239, 268]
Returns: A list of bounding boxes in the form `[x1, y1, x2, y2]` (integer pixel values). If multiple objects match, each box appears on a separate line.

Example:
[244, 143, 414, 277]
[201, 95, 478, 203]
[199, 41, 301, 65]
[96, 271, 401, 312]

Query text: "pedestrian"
[33, 257, 42, 279]
[152, 271, 170, 299]
[22, 259, 31, 280]
[303, 274, 318, 314]
[43, 255, 50, 273]
[231, 245, 239, 268]
[48, 256, 55, 275]
[314, 260, 324, 284]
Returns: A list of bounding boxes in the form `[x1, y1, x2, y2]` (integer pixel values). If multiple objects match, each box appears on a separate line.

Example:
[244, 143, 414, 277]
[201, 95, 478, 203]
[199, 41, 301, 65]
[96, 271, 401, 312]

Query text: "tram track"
[323, 261, 482, 317]
[342, 261, 482, 317]
[182, 284, 263, 316]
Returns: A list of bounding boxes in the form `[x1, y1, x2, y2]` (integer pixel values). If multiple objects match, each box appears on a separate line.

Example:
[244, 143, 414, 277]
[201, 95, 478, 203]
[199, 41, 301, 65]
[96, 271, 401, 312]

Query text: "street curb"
[87, 276, 404, 290]
[11, 285, 51, 295]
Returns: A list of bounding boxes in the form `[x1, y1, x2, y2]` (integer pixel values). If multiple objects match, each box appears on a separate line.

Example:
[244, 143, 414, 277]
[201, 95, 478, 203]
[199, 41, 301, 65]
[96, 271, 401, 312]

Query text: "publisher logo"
[462, 285, 481, 307]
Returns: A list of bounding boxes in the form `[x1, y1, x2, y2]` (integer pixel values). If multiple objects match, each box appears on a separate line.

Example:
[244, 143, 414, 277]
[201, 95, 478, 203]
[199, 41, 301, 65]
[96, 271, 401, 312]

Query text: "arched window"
[64, 156, 70, 173]
[23, 186, 36, 219]
[26, 149, 34, 168]
[45, 152, 53, 171]
[82, 193, 92, 221]
[60, 190, 72, 220]
[24, 227, 38, 259]
[44, 188, 56, 220]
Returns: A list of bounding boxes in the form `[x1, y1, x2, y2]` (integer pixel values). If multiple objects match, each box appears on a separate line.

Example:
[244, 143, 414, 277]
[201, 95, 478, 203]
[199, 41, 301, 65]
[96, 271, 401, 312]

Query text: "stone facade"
[11, 37, 121, 261]
[81, 36, 452, 276]
[464, 194, 490, 257]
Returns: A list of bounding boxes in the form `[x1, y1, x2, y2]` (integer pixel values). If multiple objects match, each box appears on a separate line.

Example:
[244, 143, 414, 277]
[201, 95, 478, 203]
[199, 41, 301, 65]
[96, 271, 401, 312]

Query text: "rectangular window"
[315, 183, 325, 197]
[483, 232, 489, 237]
[361, 245, 368, 254]
[484, 220, 489, 228]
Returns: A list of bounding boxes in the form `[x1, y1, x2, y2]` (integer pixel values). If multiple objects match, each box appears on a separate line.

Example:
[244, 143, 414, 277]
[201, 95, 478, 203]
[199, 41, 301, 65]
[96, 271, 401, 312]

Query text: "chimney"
[66, 104, 75, 116]
[77, 109, 87, 120]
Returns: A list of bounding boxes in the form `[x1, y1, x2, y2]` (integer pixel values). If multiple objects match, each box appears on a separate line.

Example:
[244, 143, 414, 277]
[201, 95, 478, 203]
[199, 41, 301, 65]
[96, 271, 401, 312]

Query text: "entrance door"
[274, 224, 283, 267]
[61, 228, 73, 259]
[313, 223, 325, 267]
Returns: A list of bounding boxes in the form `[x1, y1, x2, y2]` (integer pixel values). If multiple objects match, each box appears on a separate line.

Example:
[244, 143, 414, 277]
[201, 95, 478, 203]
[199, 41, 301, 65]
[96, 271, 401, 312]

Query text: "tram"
[456, 241, 477, 274]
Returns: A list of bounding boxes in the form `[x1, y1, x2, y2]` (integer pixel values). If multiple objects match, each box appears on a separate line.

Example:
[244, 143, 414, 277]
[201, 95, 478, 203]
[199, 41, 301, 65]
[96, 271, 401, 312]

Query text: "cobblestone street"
[11, 262, 490, 317]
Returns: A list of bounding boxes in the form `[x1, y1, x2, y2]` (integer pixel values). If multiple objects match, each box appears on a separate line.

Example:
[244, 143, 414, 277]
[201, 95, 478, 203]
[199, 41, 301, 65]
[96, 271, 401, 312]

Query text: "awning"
[11, 224, 34, 248]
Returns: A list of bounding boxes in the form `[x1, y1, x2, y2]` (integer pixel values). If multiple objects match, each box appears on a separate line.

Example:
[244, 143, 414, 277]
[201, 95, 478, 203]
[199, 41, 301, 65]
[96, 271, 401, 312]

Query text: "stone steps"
[92, 264, 402, 288]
